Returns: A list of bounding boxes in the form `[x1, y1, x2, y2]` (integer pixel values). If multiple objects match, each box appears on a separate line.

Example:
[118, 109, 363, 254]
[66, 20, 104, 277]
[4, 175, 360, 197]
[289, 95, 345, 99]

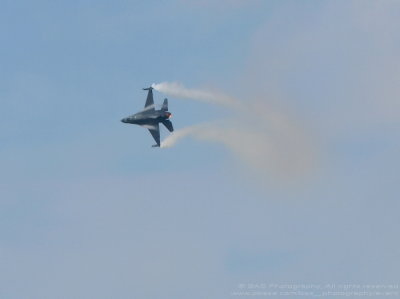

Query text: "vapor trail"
[161, 125, 203, 148]
[155, 81, 316, 180]
[152, 82, 241, 108]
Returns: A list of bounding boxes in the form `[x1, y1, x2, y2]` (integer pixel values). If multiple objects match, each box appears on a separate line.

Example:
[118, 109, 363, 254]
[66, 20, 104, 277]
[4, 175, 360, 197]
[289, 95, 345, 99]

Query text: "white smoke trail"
[155, 81, 316, 179]
[161, 125, 202, 148]
[152, 82, 241, 108]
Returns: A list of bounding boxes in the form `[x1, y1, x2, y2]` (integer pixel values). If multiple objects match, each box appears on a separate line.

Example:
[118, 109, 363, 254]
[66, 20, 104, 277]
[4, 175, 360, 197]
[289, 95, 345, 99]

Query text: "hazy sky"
[1, 1, 399, 298]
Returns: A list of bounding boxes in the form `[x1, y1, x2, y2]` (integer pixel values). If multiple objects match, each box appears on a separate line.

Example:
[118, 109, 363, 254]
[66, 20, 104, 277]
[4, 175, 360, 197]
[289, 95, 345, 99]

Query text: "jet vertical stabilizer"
[161, 98, 168, 111]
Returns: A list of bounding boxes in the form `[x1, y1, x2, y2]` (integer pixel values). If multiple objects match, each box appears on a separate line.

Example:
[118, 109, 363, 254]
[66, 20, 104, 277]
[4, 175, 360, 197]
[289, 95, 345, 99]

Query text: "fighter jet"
[121, 87, 173, 147]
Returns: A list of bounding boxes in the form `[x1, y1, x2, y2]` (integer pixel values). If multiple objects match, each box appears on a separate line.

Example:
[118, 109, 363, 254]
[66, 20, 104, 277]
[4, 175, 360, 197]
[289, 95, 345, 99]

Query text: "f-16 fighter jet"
[121, 87, 173, 147]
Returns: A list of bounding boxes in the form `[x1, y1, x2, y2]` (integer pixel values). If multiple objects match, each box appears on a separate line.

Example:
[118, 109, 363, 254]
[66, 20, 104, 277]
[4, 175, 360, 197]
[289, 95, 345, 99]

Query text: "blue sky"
[1, 1, 399, 298]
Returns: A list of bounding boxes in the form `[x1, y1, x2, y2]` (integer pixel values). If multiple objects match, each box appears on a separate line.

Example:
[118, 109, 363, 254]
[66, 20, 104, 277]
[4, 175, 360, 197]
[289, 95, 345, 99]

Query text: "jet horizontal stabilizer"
[162, 119, 174, 132]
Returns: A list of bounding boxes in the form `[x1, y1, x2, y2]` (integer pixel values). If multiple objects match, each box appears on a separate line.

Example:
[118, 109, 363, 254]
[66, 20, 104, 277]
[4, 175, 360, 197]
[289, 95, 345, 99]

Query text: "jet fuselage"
[121, 110, 172, 126]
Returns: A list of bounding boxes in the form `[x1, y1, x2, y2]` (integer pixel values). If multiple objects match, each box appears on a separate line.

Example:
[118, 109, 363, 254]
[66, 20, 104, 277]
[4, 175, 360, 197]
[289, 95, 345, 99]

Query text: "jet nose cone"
[121, 118, 127, 123]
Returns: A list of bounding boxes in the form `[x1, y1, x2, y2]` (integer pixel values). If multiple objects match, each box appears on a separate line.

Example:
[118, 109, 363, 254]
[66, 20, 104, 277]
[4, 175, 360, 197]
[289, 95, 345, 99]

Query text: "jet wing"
[147, 123, 160, 147]
[144, 87, 155, 111]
